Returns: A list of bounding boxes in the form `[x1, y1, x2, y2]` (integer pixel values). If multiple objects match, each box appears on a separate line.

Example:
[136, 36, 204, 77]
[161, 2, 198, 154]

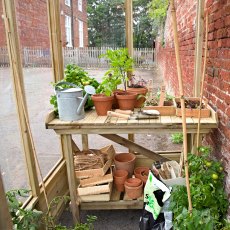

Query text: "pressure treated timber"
[46, 108, 217, 220]
[2, 0, 40, 196]
[0, 174, 13, 229]
[100, 134, 170, 161]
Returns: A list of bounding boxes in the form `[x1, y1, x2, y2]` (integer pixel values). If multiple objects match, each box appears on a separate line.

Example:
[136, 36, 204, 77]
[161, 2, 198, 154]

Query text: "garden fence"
[0, 47, 155, 69]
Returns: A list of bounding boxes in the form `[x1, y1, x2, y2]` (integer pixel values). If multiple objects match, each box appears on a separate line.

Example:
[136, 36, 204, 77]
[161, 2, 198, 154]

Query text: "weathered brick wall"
[0, 0, 88, 48]
[156, 0, 230, 216]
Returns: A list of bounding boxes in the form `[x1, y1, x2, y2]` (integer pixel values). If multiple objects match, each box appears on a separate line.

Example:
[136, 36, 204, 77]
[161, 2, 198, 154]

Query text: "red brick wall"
[0, 0, 88, 48]
[156, 0, 230, 216]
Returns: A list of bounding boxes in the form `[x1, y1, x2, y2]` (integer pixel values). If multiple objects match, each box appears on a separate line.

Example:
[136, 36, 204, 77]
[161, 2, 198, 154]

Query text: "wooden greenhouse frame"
[1, 0, 217, 225]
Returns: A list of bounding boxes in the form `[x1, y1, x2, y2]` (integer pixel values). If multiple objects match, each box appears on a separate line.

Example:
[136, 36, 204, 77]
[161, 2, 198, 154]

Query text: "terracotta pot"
[125, 178, 142, 187]
[127, 86, 148, 108]
[112, 90, 126, 109]
[114, 153, 136, 177]
[92, 94, 114, 116]
[125, 181, 143, 199]
[134, 167, 149, 184]
[113, 169, 128, 192]
[115, 92, 137, 110]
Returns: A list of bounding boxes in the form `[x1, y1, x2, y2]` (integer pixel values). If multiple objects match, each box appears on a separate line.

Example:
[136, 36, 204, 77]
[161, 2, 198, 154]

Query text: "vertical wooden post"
[125, 0, 133, 79]
[0, 174, 13, 230]
[47, 0, 64, 82]
[61, 135, 79, 223]
[82, 134, 89, 151]
[2, 0, 40, 196]
[194, 0, 204, 96]
[128, 134, 135, 153]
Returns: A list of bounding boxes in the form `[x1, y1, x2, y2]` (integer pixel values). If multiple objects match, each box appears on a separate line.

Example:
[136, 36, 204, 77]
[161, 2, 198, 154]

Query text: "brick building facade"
[156, 0, 230, 216]
[0, 0, 88, 48]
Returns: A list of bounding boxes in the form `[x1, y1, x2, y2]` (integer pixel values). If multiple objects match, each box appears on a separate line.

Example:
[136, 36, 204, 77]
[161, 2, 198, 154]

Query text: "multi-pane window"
[65, 15, 72, 47]
[78, 20, 84, 47]
[65, 0, 71, 6]
[78, 0, 82, 12]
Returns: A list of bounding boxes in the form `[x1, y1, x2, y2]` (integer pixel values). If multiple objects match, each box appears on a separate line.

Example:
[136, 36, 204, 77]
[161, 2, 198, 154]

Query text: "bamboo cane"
[196, 14, 209, 153]
[170, 0, 192, 213]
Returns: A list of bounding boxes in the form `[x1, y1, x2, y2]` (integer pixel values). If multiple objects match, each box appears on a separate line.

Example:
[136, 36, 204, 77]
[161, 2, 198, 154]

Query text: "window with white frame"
[78, 0, 82, 12]
[65, 15, 72, 47]
[79, 20, 84, 47]
[65, 0, 71, 7]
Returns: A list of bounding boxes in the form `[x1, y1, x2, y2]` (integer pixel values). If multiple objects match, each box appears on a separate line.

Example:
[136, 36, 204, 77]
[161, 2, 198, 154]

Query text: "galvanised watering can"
[55, 81, 95, 121]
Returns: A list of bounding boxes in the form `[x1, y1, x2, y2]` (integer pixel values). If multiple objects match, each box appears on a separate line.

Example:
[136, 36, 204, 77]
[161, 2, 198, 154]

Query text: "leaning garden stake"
[170, 0, 193, 213]
[196, 14, 209, 153]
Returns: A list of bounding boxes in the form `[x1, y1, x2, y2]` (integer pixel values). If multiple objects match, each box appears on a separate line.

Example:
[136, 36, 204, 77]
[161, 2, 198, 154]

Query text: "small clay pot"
[134, 167, 149, 184]
[127, 86, 148, 108]
[114, 153, 136, 177]
[113, 169, 128, 192]
[125, 181, 143, 199]
[125, 178, 142, 187]
[112, 90, 126, 109]
[115, 92, 137, 110]
[92, 94, 114, 116]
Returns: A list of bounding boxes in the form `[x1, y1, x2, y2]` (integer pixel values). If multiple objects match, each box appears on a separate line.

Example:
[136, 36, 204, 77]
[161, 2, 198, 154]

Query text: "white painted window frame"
[65, 15, 72, 47]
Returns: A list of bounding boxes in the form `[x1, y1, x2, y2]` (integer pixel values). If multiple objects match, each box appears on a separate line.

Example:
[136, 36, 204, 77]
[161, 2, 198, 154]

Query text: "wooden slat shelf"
[45, 107, 218, 222]
[80, 187, 144, 210]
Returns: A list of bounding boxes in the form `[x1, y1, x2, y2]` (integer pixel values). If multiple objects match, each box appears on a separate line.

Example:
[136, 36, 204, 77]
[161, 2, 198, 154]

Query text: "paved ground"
[0, 67, 181, 228]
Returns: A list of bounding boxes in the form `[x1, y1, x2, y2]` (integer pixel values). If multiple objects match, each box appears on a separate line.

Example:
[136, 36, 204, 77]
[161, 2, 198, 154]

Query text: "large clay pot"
[113, 169, 128, 192]
[125, 181, 143, 199]
[114, 153, 136, 177]
[92, 94, 114, 116]
[134, 167, 149, 185]
[127, 86, 148, 108]
[125, 178, 142, 187]
[115, 92, 137, 110]
[112, 90, 126, 109]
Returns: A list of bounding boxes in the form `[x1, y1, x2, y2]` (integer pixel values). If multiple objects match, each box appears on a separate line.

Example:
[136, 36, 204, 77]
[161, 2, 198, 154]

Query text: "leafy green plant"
[96, 72, 121, 96]
[101, 48, 134, 91]
[6, 189, 43, 230]
[170, 146, 229, 229]
[50, 64, 100, 114]
[171, 133, 183, 144]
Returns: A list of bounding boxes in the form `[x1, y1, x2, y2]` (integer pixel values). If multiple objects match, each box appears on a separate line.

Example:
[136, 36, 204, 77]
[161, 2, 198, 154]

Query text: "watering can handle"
[55, 81, 79, 92]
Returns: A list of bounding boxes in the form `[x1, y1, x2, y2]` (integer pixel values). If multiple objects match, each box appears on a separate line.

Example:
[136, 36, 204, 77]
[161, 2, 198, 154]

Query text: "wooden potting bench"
[45, 107, 218, 222]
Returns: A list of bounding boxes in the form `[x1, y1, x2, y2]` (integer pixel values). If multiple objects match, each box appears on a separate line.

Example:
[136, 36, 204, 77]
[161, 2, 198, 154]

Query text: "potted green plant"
[101, 48, 137, 110]
[143, 87, 176, 115]
[91, 73, 115, 116]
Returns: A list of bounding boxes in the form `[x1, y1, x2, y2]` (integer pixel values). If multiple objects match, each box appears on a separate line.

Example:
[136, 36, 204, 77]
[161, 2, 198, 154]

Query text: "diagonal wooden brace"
[100, 134, 170, 162]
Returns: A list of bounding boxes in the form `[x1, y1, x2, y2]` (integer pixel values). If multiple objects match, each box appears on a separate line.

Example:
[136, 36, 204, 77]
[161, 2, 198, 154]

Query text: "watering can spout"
[76, 85, 96, 115]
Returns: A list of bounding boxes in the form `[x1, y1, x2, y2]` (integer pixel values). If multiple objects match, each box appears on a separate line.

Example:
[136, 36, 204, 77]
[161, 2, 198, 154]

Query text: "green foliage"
[50, 64, 100, 113]
[171, 133, 183, 144]
[6, 189, 43, 230]
[170, 147, 229, 229]
[96, 72, 122, 96]
[148, 0, 168, 25]
[101, 48, 134, 90]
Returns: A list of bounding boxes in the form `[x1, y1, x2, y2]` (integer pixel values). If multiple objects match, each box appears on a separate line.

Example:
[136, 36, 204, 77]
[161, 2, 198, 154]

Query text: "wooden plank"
[61, 135, 79, 223]
[110, 188, 121, 201]
[100, 134, 170, 161]
[128, 134, 135, 153]
[81, 134, 89, 151]
[80, 200, 143, 210]
[47, 0, 64, 82]
[0, 174, 13, 229]
[45, 111, 56, 127]
[2, 0, 40, 196]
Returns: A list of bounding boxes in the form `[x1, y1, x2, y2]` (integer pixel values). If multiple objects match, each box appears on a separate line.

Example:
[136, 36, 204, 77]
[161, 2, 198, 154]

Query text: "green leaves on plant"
[171, 133, 183, 144]
[170, 148, 229, 229]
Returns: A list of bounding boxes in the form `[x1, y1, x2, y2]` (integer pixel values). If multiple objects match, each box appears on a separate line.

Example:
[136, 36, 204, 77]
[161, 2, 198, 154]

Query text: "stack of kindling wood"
[74, 145, 115, 202]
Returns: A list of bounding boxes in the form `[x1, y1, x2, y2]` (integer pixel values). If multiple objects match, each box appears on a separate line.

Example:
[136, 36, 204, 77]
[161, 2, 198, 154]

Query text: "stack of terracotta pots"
[113, 152, 150, 199]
